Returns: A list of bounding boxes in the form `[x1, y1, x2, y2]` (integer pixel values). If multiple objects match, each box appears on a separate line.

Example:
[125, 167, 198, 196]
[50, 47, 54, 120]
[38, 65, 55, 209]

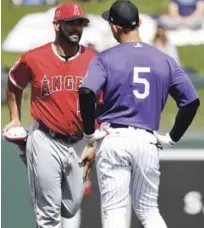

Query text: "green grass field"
[1, 0, 204, 135]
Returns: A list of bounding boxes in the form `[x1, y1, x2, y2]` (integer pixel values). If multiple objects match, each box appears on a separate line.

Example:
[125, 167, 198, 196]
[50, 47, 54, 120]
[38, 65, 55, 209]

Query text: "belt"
[110, 123, 153, 134]
[38, 122, 83, 144]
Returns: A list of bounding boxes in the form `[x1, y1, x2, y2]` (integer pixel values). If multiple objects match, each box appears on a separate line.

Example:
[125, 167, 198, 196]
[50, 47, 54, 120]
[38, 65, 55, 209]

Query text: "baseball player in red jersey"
[3, 2, 96, 228]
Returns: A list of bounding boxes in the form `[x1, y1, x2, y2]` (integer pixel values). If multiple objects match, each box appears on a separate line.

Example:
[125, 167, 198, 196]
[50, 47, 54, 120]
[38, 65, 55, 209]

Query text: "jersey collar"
[51, 43, 82, 62]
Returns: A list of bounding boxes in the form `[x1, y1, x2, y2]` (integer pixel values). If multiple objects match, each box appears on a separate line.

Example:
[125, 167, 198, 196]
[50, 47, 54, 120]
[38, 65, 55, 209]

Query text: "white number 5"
[133, 67, 150, 99]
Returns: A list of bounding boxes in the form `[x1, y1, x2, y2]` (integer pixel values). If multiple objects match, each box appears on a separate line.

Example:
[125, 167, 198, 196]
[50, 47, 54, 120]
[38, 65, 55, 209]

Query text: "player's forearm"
[7, 81, 23, 121]
[168, 2, 180, 17]
[196, 1, 204, 14]
[169, 98, 200, 142]
[79, 87, 96, 135]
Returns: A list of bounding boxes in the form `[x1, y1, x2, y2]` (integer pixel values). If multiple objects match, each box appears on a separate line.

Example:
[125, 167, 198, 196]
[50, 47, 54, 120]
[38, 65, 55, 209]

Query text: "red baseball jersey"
[9, 42, 96, 136]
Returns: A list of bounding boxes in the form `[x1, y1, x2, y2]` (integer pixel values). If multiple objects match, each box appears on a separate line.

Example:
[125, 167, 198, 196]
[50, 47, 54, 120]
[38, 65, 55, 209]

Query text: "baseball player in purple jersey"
[78, 1, 200, 228]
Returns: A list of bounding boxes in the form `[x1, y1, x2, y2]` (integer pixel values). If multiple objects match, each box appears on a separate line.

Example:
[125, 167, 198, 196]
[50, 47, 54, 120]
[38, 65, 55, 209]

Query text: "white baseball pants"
[26, 121, 84, 228]
[96, 127, 167, 228]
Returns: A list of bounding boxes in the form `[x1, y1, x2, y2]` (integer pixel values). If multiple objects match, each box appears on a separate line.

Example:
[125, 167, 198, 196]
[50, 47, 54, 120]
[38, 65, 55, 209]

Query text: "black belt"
[38, 122, 83, 144]
[110, 123, 153, 134]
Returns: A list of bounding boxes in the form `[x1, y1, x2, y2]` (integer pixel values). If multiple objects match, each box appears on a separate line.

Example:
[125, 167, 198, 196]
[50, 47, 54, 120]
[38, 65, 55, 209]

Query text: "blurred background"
[1, 0, 204, 228]
[1, 0, 204, 135]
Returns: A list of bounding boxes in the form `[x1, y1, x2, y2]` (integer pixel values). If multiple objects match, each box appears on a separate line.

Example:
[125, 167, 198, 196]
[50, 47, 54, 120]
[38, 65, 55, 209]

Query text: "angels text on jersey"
[41, 75, 83, 97]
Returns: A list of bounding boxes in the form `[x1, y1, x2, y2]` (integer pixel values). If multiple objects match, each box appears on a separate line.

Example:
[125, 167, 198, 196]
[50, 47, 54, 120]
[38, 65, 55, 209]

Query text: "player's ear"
[138, 18, 142, 28]
[53, 22, 60, 32]
[112, 24, 121, 33]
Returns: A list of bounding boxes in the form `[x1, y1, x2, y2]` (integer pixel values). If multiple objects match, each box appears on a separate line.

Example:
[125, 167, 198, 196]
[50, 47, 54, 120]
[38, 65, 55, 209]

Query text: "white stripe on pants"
[96, 127, 167, 228]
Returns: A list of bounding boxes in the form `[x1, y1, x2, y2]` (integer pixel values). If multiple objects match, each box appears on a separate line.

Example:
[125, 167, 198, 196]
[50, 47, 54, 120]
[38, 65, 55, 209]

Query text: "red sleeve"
[9, 56, 32, 90]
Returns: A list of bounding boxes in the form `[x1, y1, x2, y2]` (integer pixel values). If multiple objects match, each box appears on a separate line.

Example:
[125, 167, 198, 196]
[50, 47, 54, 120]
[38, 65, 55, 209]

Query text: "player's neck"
[53, 40, 79, 58]
[120, 31, 142, 43]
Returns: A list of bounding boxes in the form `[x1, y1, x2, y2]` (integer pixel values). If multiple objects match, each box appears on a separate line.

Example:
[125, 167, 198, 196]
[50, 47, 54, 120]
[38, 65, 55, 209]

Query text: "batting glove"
[83, 129, 108, 144]
[154, 132, 176, 148]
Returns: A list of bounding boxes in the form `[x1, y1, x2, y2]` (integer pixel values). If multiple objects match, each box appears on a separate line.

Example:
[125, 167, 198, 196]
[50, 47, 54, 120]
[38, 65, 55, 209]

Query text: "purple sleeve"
[82, 55, 107, 94]
[168, 57, 199, 108]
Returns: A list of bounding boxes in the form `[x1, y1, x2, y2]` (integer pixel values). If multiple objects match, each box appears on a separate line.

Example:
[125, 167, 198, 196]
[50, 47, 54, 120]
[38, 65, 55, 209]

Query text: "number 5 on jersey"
[133, 67, 150, 99]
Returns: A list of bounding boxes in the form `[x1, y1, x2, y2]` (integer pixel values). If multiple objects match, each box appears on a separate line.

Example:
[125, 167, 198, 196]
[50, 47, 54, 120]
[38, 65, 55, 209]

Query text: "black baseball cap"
[101, 0, 139, 28]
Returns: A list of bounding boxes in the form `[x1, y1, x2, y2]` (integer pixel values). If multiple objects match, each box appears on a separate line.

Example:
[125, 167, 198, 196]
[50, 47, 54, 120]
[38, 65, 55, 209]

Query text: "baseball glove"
[4, 127, 28, 165]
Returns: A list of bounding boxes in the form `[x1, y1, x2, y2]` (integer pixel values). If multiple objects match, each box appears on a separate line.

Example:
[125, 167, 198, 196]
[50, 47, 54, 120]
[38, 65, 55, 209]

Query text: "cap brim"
[101, 10, 110, 21]
[60, 16, 90, 23]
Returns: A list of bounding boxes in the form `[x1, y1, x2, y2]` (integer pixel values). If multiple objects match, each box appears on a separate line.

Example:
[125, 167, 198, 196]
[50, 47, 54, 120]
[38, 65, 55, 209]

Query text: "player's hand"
[3, 119, 21, 136]
[83, 129, 108, 144]
[80, 143, 96, 181]
[154, 132, 176, 149]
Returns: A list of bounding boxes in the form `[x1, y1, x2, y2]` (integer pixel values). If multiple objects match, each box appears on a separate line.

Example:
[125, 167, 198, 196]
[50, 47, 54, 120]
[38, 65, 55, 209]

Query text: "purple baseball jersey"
[82, 42, 198, 130]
